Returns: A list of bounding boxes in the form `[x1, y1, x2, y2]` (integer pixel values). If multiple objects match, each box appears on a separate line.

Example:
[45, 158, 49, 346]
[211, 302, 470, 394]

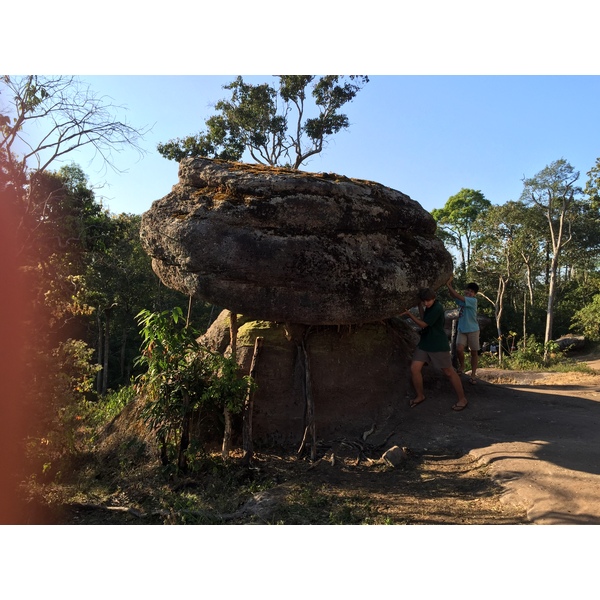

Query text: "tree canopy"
[156, 75, 369, 169]
[431, 188, 491, 277]
[436, 158, 600, 362]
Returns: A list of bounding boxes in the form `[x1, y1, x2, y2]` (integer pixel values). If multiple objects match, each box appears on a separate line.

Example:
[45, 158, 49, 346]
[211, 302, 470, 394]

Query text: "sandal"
[452, 402, 468, 411]
[468, 377, 477, 385]
[410, 398, 426, 408]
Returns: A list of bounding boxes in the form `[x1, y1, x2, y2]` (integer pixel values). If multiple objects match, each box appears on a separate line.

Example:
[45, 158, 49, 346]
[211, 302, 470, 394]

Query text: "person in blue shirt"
[447, 275, 480, 384]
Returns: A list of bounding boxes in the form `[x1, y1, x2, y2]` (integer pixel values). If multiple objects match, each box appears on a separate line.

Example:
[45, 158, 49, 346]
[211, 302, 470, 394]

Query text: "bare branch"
[1, 75, 150, 177]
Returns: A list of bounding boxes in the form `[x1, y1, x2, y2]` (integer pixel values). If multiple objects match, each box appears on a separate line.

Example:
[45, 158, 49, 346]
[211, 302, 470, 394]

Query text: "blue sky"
[5, 1, 600, 220]
[34, 74, 600, 216]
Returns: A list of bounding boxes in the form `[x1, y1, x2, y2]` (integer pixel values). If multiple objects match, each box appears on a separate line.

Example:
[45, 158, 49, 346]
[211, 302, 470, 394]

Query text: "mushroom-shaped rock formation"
[140, 158, 453, 325]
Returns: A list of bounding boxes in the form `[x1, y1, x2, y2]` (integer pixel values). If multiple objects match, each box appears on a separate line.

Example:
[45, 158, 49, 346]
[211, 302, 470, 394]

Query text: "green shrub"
[478, 335, 590, 373]
[571, 294, 600, 341]
[86, 384, 136, 427]
[134, 307, 252, 472]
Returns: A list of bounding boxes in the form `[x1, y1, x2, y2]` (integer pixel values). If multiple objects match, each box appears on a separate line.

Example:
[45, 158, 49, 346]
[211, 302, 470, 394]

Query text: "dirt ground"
[272, 356, 600, 526]
[22, 353, 600, 525]
[390, 353, 600, 525]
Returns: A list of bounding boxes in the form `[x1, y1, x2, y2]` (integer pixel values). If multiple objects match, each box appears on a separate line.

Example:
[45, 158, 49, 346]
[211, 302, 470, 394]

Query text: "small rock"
[381, 445, 408, 467]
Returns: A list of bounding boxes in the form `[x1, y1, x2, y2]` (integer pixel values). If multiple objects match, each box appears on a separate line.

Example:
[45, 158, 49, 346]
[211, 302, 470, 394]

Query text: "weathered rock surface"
[381, 445, 408, 467]
[200, 310, 418, 443]
[141, 158, 453, 325]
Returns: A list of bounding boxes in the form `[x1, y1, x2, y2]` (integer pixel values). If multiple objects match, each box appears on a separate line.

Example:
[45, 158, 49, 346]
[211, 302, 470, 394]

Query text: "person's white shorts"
[457, 331, 480, 352]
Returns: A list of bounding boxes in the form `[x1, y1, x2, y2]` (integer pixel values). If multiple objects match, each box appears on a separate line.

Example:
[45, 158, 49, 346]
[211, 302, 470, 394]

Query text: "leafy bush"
[24, 338, 101, 479]
[505, 336, 551, 369]
[134, 307, 252, 472]
[86, 384, 136, 428]
[478, 335, 590, 372]
[571, 293, 600, 341]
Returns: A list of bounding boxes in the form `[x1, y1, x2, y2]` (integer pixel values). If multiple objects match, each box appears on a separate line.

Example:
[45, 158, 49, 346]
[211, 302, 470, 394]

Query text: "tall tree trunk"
[102, 309, 110, 396]
[523, 259, 534, 305]
[242, 336, 263, 466]
[459, 240, 467, 280]
[119, 326, 128, 384]
[96, 310, 103, 394]
[496, 278, 505, 366]
[522, 291, 527, 351]
[544, 261, 559, 362]
[480, 282, 505, 365]
[178, 391, 191, 473]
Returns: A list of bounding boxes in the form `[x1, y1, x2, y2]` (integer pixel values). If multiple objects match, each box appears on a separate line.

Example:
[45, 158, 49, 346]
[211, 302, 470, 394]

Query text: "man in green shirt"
[402, 288, 468, 411]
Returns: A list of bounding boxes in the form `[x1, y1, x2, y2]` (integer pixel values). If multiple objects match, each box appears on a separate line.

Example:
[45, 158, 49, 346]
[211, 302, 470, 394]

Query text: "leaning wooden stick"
[298, 338, 317, 461]
[242, 336, 263, 465]
[222, 311, 238, 459]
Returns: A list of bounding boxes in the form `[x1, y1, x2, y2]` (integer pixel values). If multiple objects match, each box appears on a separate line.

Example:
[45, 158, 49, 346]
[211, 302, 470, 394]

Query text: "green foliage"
[479, 335, 590, 372]
[16, 157, 217, 395]
[509, 337, 558, 369]
[464, 157, 600, 352]
[521, 158, 582, 208]
[432, 188, 491, 275]
[571, 293, 600, 341]
[24, 338, 101, 480]
[134, 307, 252, 470]
[88, 384, 136, 427]
[52, 338, 101, 400]
[29, 337, 100, 434]
[157, 75, 369, 169]
[585, 157, 600, 207]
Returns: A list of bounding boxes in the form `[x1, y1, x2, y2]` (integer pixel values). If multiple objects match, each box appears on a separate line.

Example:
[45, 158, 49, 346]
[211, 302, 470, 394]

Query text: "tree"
[84, 212, 144, 395]
[1, 75, 149, 257]
[520, 159, 582, 359]
[1, 75, 147, 177]
[0, 76, 154, 396]
[157, 75, 369, 169]
[431, 188, 491, 277]
[584, 157, 600, 208]
[471, 202, 524, 363]
[18, 164, 116, 336]
[79, 210, 217, 395]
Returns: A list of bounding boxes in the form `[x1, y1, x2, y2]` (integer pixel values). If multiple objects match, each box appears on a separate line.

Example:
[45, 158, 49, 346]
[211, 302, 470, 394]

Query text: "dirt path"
[385, 363, 600, 524]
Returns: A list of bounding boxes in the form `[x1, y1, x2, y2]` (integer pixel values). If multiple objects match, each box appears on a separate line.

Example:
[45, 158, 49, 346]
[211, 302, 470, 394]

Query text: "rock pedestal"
[202, 311, 418, 444]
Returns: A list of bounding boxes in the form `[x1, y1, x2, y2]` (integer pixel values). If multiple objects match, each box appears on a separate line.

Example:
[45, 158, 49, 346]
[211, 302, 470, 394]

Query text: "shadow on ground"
[380, 367, 600, 523]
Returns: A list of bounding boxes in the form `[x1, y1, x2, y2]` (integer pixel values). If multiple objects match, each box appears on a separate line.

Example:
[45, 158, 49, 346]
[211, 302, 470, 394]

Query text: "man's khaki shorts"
[412, 348, 452, 370]
[457, 331, 480, 352]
